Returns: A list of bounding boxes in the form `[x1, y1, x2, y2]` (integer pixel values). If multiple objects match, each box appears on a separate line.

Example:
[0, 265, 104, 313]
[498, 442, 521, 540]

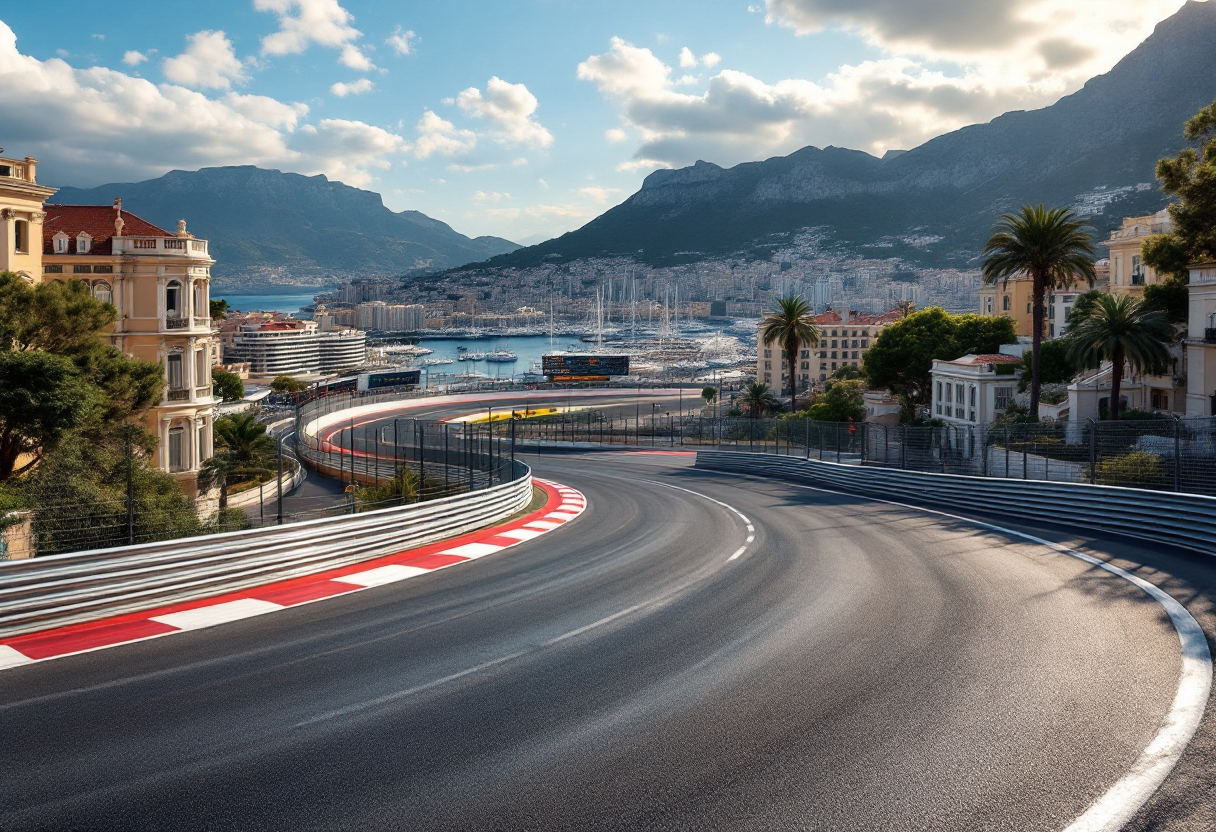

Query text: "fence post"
[981, 426, 988, 478]
[125, 425, 135, 546]
[466, 421, 473, 491]
[836, 425, 842, 464]
[1174, 416, 1182, 493]
[805, 419, 811, 460]
[276, 432, 285, 524]
[444, 424, 450, 493]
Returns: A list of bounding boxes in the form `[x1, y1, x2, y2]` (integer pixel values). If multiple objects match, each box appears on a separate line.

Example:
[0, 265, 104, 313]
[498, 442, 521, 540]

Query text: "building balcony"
[167, 388, 190, 402]
[113, 236, 210, 259]
[165, 316, 189, 330]
[162, 316, 214, 334]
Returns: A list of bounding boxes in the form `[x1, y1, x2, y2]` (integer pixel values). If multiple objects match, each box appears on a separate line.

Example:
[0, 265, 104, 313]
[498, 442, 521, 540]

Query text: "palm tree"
[1065, 294, 1173, 421]
[740, 381, 779, 418]
[198, 413, 276, 508]
[983, 205, 1096, 420]
[761, 296, 820, 412]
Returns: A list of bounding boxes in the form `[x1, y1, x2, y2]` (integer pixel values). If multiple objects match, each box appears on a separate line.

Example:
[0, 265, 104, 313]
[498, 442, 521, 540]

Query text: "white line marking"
[641, 480, 755, 564]
[769, 477, 1212, 832]
[151, 599, 284, 631]
[439, 542, 504, 559]
[333, 565, 431, 587]
[494, 528, 547, 541]
[0, 645, 34, 669]
[524, 520, 562, 530]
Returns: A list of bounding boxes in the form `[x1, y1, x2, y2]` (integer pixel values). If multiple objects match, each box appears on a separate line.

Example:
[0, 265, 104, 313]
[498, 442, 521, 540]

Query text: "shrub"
[1097, 451, 1166, 488]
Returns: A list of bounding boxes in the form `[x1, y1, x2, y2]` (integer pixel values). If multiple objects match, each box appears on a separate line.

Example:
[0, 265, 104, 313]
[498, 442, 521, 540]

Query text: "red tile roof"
[42, 204, 171, 256]
[815, 311, 842, 324]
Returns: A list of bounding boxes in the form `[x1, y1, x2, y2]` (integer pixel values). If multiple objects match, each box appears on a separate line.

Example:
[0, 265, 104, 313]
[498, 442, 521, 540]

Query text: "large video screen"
[365, 369, 421, 389]
[541, 354, 630, 377]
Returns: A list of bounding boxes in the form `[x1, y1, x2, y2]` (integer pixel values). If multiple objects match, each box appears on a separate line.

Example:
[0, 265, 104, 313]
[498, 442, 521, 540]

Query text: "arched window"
[93, 281, 113, 305]
[165, 280, 183, 318]
[76, 232, 92, 254]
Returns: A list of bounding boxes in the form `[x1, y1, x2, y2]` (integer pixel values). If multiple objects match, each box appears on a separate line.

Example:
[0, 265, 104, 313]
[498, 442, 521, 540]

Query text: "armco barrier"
[0, 461, 532, 639]
[695, 451, 1216, 556]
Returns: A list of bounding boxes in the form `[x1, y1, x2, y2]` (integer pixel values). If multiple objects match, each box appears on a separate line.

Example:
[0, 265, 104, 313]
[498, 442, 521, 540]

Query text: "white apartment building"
[930, 354, 1022, 425]
[356, 301, 425, 332]
[224, 320, 368, 377]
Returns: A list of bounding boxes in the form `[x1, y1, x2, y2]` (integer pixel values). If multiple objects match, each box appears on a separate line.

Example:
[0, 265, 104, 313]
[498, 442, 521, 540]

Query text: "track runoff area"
[0, 389, 1211, 832]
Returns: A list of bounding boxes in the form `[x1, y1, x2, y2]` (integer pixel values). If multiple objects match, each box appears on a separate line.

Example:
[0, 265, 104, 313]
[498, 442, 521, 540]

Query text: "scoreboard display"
[542, 354, 629, 379]
[361, 369, 421, 390]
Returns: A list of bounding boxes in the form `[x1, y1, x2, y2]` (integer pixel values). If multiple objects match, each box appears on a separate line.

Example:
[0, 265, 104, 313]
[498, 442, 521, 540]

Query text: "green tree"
[1066, 294, 1173, 421]
[802, 379, 866, 422]
[19, 430, 202, 555]
[701, 386, 717, 405]
[1018, 339, 1078, 391]
[1142, 99, 1216, 279]
[983, 205, 1096, 421]
[356, 466, 419, 512]
[198, 414, 276, 508]
[740, 381, 780, 418]
[210, 298, 230, 320]
[0, 352, 96, 480]
[271, 375, 307, 393]
[212, 368, 245, 402]
[1065, 290, 1105, 329]
[829, 364, 864, 382]
[863, 308, 1016, 420]
[760, 296, 820, 412]
[1142, 279, 1190, 324]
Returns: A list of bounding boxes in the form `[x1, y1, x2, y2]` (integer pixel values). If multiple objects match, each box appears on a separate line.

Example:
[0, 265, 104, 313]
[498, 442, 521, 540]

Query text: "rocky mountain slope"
[51, 166, 518, 281]
[475, 0, 1216, 271]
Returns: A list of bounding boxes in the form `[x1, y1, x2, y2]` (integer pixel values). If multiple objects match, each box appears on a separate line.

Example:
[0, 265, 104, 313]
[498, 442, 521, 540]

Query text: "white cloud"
[330, 78, 374, 97]
[675, 74, 699, 86]
[411, 110, 477, 160]
[679, 47, 697, 68]
[386, 26, 417, 56]
[0, 20, 405, 189]
[295, 119, 408, 186]
[680, 47, 721, 69]
[455, 77, 554, 149]
[122, 50, 147, 66]
[473, 190, 511, 204]
[579, 186, 622, 203]
[702, 52, 721, 68]
[254, 0, 373, 69]
[162, 30, 248, 90]
[605, 128, 628, 143]
[91, 34, 105, 41]
[579, 3, 1190, 171]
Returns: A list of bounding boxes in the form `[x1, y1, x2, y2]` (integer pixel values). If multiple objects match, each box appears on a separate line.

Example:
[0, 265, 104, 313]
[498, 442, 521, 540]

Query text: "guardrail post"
[444, 424, 451, 493]
[805, 419, 811, 460]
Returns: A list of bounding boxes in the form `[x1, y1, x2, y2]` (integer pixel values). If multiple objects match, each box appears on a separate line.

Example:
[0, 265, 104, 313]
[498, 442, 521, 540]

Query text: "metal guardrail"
[695, 451, 1216, 556]
[0, 461, 532, 639]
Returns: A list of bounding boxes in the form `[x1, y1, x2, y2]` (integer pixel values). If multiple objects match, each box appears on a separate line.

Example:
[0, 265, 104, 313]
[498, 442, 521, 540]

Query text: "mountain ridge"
[51, 166, 519, 283]
[467, 0, 1216, 271]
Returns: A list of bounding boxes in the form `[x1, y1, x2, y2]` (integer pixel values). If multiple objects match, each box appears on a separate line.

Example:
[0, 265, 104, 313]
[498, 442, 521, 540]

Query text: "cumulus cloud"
[162, 30, 247, 89]
[605, 128, 628, 143]
[411, 110, 477, 160]
[330, 78, 374, 97]
[455, 77, 554, 149]
[386, 26, 417, 56]
[254, 0, 373, 70]
[580, 2, 1191, 171]
[122, 50, 148, 66]
[473, 190, 511, 204]
[702, 52, 721, 68]
[0, 20, 405, 189]
[678, 47, 697, 68]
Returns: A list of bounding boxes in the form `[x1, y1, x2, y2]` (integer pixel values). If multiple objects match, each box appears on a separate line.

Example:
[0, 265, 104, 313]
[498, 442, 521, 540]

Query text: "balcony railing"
[195, 386, 212, 399]
[113, 236, 210, 258]
[165, 316, 189, 330]
[167, 388, 190, 402]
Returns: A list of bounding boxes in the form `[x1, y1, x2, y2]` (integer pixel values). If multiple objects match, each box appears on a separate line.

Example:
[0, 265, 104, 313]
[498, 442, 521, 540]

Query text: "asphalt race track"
[2, 395, 1214, 831]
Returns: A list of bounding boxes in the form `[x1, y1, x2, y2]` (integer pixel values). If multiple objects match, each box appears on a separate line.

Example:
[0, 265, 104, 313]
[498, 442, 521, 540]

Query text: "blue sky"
[0, 0, 1195, 244]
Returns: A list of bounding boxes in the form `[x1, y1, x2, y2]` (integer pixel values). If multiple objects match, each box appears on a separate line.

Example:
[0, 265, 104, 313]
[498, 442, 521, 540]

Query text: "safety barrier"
[0, 460, 532, 639]
[695, 451, 1216, 556]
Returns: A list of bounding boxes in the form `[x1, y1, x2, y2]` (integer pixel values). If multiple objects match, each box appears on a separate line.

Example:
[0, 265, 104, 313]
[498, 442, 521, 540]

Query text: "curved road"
[1, 399, 1212, 830]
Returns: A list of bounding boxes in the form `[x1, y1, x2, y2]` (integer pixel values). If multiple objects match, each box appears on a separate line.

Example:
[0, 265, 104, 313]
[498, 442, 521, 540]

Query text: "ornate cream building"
[1, 153, 217, 495]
